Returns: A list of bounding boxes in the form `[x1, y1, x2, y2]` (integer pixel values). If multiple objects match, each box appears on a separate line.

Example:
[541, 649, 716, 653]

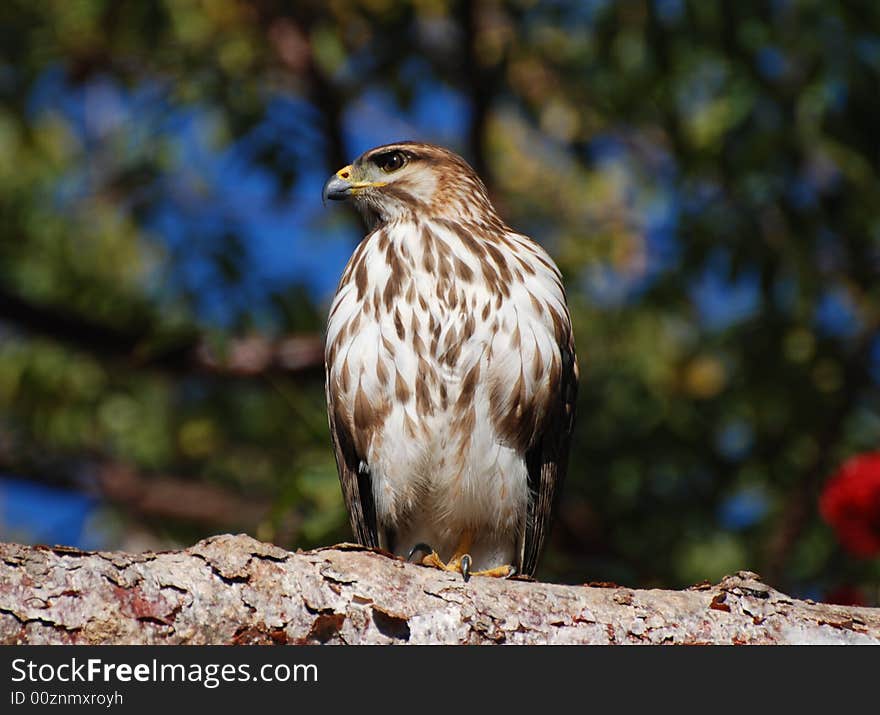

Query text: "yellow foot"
[408, 543, 516, 582]
[469, 564, 517, 579]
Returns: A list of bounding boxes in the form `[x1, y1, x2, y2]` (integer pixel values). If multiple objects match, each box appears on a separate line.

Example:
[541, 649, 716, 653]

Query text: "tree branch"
[0, 443, 298, 538]
[0, 534, 877, 644]
[0, 286, 323, 378]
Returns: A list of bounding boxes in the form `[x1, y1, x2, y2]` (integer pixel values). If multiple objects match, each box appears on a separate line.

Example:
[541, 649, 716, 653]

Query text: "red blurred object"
[823, 586, 868, 607]
[819, 452, 880, 558]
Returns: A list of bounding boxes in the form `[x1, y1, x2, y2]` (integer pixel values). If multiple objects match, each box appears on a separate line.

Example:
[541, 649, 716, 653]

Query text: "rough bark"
[0, 534, 877, 645]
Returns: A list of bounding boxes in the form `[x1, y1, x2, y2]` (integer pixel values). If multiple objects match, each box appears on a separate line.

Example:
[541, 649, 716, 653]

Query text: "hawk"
[322, 142, 577, 581]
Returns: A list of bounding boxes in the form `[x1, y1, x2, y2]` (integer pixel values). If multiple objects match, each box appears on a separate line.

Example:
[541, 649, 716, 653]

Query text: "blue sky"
[0, 476, 102, 549]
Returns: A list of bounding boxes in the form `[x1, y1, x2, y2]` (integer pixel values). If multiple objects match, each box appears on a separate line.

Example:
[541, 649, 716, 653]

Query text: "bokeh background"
[1, 0, 879, 603]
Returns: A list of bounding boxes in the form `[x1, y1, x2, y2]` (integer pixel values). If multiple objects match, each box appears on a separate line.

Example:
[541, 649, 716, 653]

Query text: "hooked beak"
[322, 164, 387, 205]
[322, 171, 353, 204]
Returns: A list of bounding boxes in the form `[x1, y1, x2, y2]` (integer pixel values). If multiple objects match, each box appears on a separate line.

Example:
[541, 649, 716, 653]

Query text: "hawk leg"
[407, 533, 516, 582]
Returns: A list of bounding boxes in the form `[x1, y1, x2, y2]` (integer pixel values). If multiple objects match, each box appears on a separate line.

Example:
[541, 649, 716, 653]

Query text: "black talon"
[460, 554, 472, 582]
[407, 543, 434, 563]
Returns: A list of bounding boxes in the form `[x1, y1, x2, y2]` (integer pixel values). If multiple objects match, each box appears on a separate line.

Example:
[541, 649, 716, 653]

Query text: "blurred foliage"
[0, 0, 879, 598]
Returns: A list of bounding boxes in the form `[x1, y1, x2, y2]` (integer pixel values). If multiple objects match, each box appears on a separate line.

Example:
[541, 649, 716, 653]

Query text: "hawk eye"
[373, 151, 406, 173]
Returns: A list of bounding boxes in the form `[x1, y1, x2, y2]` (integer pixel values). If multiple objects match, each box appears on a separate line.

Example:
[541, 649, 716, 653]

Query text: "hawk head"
[322, 142, 497, 228]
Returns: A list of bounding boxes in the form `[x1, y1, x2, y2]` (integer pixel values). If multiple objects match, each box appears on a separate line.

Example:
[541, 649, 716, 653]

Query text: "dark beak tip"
[322, 175, 352, 204]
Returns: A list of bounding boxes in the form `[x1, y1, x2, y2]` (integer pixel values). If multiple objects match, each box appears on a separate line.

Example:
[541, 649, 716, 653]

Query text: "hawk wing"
[326, 382, 380, 549]
[520, 335, 578, 577]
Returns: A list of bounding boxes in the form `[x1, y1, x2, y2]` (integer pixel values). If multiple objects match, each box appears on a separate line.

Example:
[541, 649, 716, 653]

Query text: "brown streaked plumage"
[323, 141, 578, 579]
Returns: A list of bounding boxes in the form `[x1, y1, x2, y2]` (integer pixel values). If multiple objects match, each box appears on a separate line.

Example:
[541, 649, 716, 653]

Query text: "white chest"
[325, 218, 568, 540]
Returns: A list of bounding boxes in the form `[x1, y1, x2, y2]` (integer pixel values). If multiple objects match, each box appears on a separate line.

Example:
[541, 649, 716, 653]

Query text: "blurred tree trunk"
[0, 535, 877, 645]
